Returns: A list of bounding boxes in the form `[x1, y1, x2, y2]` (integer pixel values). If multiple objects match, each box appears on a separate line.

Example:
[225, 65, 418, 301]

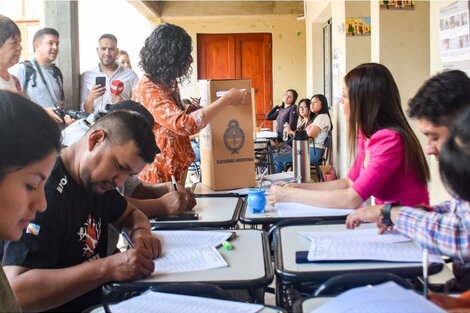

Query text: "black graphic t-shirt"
[3, 157, 127, 312]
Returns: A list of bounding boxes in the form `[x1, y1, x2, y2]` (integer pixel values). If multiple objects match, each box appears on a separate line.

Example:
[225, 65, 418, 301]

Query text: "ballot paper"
[311, 281, 446, 313]
[276, 202, 354, 217]
[306, 238, 444, 263]
[299, 228, 411, 243]
[151, 231, 233, 274]
[107, 291, 263, 313]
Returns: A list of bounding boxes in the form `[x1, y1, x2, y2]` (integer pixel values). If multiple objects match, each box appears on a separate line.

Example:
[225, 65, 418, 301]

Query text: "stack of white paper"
[299, 228, 443, 263]
[108, 291, 263, 313]
[299, 228, 411, 243]
[276, 202, 354, 217]
[311, 281, 446, 313]
[152, 231, 233, 274]
[307, 238, 444, 263]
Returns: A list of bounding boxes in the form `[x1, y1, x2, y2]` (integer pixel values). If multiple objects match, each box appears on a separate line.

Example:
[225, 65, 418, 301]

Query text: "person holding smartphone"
[80, 34, 138, 113]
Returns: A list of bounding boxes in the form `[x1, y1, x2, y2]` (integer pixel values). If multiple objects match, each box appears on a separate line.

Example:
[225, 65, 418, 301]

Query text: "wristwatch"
[381, 202, 400, 226]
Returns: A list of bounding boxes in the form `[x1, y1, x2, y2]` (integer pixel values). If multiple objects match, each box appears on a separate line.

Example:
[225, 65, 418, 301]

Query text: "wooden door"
[197, 33, 273, 128]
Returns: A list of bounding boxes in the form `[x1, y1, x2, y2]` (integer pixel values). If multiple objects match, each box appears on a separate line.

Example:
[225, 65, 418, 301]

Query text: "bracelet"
[129, 226, 151, 239]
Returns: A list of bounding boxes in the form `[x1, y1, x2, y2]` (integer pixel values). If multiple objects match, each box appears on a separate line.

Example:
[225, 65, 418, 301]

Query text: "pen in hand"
[171, 174, 178, 191]
[121, 231, 134, 249]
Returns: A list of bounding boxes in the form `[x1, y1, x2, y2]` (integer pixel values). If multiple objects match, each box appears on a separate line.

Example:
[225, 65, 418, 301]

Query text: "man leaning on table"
[2, 110, 161, 312]
[346, 70, 470, 291]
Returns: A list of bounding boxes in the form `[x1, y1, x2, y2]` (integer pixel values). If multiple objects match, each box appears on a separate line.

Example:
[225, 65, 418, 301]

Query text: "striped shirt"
[395, 198, 470, 262]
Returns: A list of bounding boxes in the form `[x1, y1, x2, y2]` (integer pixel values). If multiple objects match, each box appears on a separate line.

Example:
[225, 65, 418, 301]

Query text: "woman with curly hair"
[133, 23, 246, 184]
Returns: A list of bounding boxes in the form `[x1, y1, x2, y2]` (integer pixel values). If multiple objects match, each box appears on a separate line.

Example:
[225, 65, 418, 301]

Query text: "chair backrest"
[319, 131, 332, 166]
[313, 272, 415, 297]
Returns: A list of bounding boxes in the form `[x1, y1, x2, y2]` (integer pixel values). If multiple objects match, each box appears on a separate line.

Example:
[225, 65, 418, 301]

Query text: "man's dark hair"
[99, 33, 118, 44]
[440, 106, 470, 201]
[88, 110, 158, 163]
[33, 28, 59, 45]
[139, 23, 193, 88]
[408, 70, 470, 127]
[107, 100, 154, 129]
[0, 91, 61, 180]
[0, 15, 20, 48]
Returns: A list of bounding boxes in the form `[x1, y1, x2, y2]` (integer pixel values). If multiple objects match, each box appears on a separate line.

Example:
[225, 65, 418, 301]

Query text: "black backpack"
[21, 60, 64, 101]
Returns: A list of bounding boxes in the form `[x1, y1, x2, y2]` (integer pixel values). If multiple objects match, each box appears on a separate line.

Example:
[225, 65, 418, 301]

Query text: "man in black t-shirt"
[3, 111, 161, 312]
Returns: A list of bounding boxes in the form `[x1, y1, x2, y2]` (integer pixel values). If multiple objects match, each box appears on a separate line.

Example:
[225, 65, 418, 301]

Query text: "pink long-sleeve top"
[348, 129, 429, 206]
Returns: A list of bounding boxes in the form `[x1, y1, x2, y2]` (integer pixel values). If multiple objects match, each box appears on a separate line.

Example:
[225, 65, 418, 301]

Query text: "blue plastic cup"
[248, 189, 267, 214]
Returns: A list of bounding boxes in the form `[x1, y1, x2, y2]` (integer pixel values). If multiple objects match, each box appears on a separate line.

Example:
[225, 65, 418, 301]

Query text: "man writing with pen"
[2, 110, 162, 312]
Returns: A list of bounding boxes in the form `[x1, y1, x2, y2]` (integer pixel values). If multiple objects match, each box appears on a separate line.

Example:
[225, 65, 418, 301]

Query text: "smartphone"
[156, 211, 199, 221]
[95, 76, 106, 87]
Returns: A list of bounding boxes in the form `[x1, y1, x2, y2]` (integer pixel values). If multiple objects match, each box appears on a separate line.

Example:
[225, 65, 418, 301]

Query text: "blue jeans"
[191, 140, 200, 162]
[274, 147, 324, 173]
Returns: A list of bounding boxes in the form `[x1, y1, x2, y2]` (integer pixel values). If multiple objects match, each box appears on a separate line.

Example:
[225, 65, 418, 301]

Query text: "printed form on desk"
[151, 230, 233, 274]
[275, 202, 353, 217]
[299, 228, 411, 243]
[108, 291, 263, 313]
[306, 238, 444, 263]
[311, 281, 446, 313]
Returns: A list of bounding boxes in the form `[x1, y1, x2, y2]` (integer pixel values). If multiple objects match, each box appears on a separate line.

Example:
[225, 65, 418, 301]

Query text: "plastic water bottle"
[282, 124, 289, 141]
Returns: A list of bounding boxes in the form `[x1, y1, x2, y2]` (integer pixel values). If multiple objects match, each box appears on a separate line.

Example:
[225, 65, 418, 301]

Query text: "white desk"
[110, 229, 273, 290]
[190, 182, 248, 197]
[273, 223, 444, 282]
[240, 203, 347, 226]
[150, 197, 242, 229]
[88, 303, 284, 313]
[299, 297, 331, 312]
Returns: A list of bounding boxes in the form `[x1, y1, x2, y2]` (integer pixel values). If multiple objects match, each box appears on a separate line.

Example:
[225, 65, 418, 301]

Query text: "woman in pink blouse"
[268, 63, 430, 208]
[133, 23, 246, 184]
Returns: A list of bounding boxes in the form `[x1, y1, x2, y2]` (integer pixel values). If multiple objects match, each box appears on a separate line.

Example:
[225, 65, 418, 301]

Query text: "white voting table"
[273, 223, 443, 282]
[190, 182, 250, 197]
[109, 229, 273, 302]
[150, 196, 242, 229]
[240, 203, 349, 227]
[272, 223, 444, 309]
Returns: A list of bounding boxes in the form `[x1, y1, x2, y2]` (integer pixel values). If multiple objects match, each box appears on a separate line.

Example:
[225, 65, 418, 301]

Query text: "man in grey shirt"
[14, 28, 73, 124]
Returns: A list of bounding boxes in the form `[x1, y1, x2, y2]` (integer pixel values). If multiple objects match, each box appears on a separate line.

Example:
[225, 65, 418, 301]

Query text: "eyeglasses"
[299, 106, 308, 109]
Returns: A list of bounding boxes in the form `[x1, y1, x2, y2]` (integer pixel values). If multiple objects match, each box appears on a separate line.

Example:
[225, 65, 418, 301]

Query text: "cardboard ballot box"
[199, 79, 256, 190]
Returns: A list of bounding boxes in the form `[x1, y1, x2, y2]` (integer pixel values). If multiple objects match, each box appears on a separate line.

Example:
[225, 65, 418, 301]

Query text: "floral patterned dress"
[133, 76, 205, 183]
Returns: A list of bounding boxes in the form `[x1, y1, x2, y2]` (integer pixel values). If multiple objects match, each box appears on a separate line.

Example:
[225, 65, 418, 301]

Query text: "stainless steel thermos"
[292, 129, 310, 183]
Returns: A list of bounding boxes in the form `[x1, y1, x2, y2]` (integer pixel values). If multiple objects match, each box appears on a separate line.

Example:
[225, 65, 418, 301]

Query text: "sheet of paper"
[108, 291, 263, 313]
[153, 230, 232, 253]
[150, 231, 232, 274]
[307, 238, 444, 263]
[311, 281, 446, 313]
[264, 172, 295, 182]
[299, 228, 411, 243]
[153, 246, 228, 273]
[216, 89, 246, 98]
[275, 202, 353, 217]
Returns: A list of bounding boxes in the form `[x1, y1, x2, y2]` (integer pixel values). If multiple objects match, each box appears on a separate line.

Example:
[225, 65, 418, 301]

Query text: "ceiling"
[129, 1, 304, 19]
